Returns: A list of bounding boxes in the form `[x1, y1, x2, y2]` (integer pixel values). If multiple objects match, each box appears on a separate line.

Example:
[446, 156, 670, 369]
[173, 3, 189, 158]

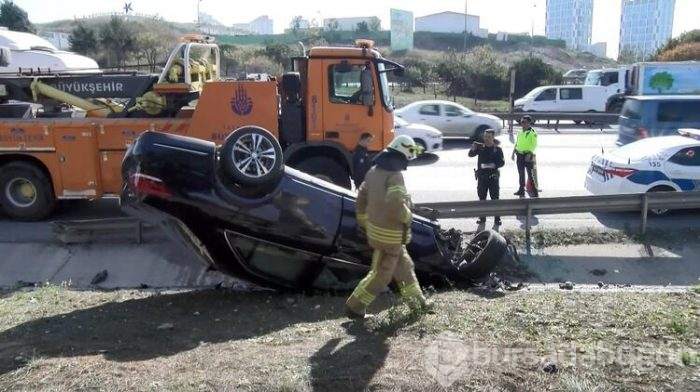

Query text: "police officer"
[511, 115, 538, 197]
[469, 129, 504, 225]
[346, 135, 433, 319]
[352, 132, 374, 189]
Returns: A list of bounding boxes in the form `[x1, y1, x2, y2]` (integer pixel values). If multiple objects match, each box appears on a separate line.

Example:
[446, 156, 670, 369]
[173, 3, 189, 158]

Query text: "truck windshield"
[377, 62, 393, 110]
[584, 71, 602, 86]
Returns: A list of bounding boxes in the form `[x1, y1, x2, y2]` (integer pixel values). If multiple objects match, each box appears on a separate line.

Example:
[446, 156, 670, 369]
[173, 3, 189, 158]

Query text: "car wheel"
[296, 157, 351, 189]
[457, 229, 507, 279]
[220, 126, 284, 187]
[0, 162, 56, 221]
[647, 186, 675, 216]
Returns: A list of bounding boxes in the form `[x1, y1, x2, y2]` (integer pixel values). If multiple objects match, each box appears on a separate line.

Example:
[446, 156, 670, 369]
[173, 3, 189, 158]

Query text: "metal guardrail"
[485, 112, 620, 132]
[415, 190, 700, 250]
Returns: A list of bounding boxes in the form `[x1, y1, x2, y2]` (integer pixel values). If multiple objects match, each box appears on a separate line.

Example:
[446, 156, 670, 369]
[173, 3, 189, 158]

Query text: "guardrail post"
[525, 203, 532, 255]
[640, 194, 649, 235]
[136, 222, 143, 244]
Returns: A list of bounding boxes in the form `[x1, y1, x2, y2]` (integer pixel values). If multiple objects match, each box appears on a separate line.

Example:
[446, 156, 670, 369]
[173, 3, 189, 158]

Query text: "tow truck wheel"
[457, 229, 507, 279]
[220, 126, 284, 187]
[0, 162, 56, 221]
[296, 157, 351, 189]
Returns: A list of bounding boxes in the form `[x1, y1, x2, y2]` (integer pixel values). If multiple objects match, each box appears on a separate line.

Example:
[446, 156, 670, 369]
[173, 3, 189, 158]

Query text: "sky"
[11, 0, 698, 59]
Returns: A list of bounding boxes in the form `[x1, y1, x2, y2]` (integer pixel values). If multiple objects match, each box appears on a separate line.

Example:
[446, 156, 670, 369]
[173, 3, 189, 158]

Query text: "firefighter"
[468, 129, 504, 225]
[511, 115, 539, 197]
[345, 135, 432, 319]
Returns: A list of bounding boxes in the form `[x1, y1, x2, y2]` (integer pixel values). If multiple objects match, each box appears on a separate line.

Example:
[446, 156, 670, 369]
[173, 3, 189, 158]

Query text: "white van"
[0, 28, 99, 74]
[514, 85, 609, 112]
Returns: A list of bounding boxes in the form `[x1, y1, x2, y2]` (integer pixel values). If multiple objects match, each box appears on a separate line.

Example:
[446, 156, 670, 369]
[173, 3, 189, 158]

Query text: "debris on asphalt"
[543, 363, 558, 374]
[559, 281, 575, 290]
[590, 269, 607, 276]
[156, 323, 174, 330]
[90, 270, 108, 285]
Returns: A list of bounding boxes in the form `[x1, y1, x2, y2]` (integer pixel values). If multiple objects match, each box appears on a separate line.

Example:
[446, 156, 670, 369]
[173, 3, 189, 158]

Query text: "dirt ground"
[1, 284, 699, 391]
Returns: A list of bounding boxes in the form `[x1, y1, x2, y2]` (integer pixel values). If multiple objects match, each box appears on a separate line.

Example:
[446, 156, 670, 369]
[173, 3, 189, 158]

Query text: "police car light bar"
[678, 128, 700, 141]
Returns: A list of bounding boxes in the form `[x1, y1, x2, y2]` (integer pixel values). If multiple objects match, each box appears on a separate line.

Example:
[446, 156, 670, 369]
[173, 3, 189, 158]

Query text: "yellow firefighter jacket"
[356, 164, 413, 248]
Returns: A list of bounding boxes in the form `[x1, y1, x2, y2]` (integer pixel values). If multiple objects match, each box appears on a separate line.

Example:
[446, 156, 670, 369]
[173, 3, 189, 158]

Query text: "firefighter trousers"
[346, 245, 426, 316]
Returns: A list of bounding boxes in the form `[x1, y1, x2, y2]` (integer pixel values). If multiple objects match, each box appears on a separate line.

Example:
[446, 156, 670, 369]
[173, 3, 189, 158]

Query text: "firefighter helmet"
[387, 135, 422, 160]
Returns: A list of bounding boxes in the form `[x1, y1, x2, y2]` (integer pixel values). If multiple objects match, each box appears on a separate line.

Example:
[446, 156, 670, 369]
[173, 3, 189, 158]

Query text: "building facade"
[619, 0, 675, 60]
[545, 0, 594, 51]
[414, 12, 488, 38]
[232, 15, 274, 35]
[589, 42, 608, 58]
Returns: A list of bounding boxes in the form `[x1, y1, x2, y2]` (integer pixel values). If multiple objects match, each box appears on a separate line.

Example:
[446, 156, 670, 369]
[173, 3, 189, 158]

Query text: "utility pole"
[463, 0, 468, 53]
[196, 0, 202, 29]
[530, 0, 536, 57]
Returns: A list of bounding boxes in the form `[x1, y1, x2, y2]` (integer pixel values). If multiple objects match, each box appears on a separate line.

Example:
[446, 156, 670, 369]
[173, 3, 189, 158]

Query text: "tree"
[649, 72, 674, 93]
[259, 43, 292, 70]
[134, 27, 174, 72]
[369, 17, 381, 32]
[355, 21, 369, 34]
[653, 29, 700, 60]
[466, 45, 508, 103]
[290, 15, 303, 36]
[0, 0, 35, 33]
[99, 16, 137, 68]
[657, 42, 700, 61]
[510, 57, 561, 98]
[69, 23, 98, 57]
[326, 18, 339, 31]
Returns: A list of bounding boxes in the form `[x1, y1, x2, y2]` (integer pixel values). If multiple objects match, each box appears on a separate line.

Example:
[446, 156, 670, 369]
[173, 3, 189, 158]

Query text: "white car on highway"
[394, 100, 502, 141]
[393, 116, 443, 153]
[584, 129, 700, 209]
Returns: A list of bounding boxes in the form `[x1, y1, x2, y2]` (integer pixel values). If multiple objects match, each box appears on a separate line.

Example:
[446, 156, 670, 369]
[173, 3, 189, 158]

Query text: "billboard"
[390, 8, 414, 51]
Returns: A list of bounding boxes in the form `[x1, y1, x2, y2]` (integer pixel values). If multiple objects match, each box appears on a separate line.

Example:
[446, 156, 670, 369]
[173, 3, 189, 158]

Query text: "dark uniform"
[352, 144, 372, 189]
[469, 142, 505, 223]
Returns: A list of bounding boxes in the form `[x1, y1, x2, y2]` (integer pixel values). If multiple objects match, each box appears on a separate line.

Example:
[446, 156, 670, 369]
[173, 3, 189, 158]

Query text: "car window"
[657, 101, 700, 123]
[328, 63, 363, 105]
[535, 88, 557, 101]
[621, 99, 642, 120]
[560, 88, 582, 100]
[418, 104, 440, 116]
[443, 105, 465, 117]
[227, 233, 320, 287]
[668, 147, 700, 166]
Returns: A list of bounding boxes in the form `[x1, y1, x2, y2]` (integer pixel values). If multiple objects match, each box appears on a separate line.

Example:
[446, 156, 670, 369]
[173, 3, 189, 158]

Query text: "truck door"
[532, 88, 557, 111]
[53, 126, 102, 199]
[321, 60, 383, 150]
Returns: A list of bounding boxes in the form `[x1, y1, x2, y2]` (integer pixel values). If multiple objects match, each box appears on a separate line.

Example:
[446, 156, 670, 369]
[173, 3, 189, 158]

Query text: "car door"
[413, 104, 444, 133]
[531, 88, 557, 111]
[441, 104, 472, 136]
[664, 146, 700, 190]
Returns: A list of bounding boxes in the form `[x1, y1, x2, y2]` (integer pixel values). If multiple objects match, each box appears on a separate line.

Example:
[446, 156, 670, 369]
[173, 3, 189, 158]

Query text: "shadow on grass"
[0, 289, 395, 376]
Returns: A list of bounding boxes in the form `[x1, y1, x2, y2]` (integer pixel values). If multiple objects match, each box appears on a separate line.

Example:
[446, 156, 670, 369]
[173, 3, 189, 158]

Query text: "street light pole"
[463, 0, 468, 52]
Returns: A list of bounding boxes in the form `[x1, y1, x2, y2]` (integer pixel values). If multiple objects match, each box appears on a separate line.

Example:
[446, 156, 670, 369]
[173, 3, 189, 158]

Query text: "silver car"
[394, 100, 503, 141]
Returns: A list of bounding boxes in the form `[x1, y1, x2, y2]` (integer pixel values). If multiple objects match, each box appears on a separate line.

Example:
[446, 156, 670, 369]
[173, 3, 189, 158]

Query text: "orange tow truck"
[0, 35, 405, 220]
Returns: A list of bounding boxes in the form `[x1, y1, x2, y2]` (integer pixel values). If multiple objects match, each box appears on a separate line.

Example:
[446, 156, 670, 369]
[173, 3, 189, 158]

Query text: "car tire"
[647, 186, 675, 216]
[220, 126, 284, 187]
[457, 229, 507, 279]
[296, 157, 351, 189]
[0, 162, 56, 221]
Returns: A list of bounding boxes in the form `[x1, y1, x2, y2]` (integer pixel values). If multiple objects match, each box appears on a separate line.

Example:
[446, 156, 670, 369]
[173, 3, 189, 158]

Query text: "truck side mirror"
[0, 47, 12, 67]
[360, 67, 374, 107]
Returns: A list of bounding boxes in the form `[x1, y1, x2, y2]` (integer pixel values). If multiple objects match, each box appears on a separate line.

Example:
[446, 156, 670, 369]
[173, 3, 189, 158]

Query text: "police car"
[585, 129, 700, 212]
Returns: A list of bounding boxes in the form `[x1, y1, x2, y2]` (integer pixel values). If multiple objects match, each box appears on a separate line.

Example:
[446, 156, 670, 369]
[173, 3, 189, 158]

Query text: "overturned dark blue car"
[119, 128, 507, 291]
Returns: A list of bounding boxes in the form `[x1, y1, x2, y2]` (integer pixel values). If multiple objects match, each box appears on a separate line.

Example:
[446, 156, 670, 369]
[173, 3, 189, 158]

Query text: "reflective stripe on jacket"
[356, 166, 412, 246]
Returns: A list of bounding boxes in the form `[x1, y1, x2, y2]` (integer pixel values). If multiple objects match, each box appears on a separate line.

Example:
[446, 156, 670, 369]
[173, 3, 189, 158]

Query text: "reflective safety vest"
[515, 128, 537, 153]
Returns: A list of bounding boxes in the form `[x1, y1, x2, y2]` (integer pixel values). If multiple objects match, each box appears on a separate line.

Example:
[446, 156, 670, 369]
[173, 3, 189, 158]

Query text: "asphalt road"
[1, 126, 699, 243]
